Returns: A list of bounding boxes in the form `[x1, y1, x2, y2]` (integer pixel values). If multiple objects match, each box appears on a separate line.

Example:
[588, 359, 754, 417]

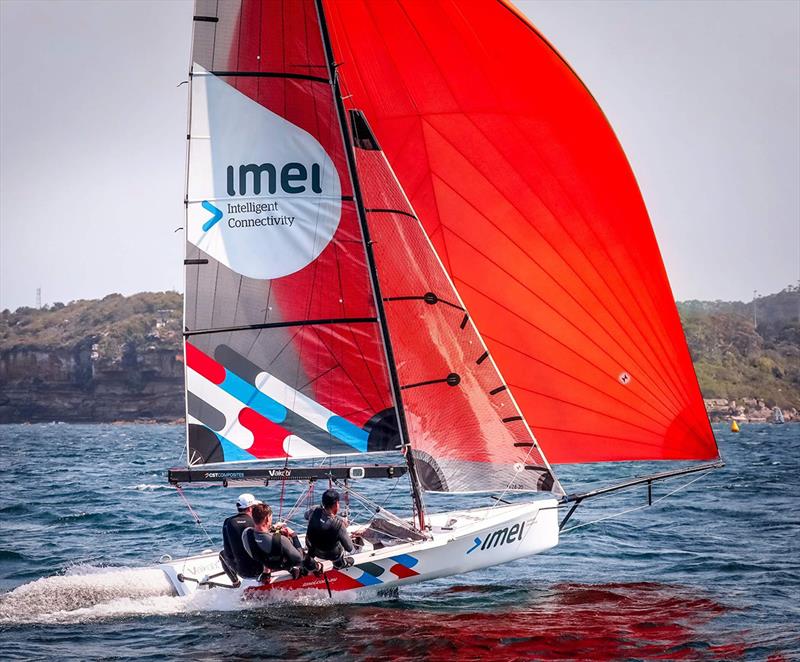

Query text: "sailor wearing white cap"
[221, 493, 264, 579]
[235, 493, 262, 511]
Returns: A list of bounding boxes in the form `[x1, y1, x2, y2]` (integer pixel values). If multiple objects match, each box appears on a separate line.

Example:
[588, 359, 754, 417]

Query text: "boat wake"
[0, 565, 176, 624]
[0, 564, 364, 624]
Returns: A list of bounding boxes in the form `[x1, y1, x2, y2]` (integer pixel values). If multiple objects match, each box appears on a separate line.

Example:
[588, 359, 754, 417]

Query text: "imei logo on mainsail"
[187, 64, 341, 280]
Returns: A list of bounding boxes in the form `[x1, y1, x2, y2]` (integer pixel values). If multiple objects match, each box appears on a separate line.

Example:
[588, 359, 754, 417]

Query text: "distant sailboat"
[772, 407, 785, 424]
[158, 0, 722, 598]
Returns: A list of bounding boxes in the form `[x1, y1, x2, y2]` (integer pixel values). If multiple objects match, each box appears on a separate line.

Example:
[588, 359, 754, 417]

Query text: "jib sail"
[349, 110, 562, 495]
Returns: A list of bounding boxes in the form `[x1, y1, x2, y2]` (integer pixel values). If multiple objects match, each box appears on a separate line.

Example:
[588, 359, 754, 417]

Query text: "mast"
[314, 0, 427, 530]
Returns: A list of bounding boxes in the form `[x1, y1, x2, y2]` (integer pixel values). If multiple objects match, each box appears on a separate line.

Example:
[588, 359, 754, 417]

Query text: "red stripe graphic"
[185, 343, 225, 385]
[238, 407, 290, 457]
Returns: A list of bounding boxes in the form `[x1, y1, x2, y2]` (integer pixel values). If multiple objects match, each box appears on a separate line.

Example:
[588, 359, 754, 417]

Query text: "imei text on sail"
[225, 201, 295, 228]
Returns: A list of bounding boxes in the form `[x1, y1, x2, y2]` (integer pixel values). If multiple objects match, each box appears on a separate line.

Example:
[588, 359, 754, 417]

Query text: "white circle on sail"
[187, 65, 342, 280]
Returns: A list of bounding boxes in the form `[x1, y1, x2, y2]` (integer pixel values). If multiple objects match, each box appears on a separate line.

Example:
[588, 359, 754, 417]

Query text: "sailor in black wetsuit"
[220, 493, 264, 580]
[305, 489, 355, 569]
[241, 503, 304, 580]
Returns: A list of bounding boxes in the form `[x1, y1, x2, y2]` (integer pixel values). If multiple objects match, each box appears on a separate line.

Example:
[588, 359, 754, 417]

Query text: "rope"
[560, 470, 713, 534]
[334, 479, 420, 535]
[175, 485, 215, 546]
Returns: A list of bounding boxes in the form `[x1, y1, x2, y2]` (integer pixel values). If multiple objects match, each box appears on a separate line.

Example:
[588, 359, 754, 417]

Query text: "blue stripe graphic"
[219, 370, 287, 423]
[352, 569, 383, 586]
[391, 554, 419, 568]
[327, 416, 369, 453]
[215, 431, 256, 462]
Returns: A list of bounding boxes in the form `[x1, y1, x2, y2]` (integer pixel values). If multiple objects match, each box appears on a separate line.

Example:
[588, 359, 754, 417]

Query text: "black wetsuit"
[305, 506, 354, 568]
[221, 512, 263, 579]
[241, 527, 303, 572]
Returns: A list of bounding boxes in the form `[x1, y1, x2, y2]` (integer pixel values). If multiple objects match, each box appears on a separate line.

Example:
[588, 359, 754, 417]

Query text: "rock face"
[0, 339, 184, 423]
[0, 344, 184, 423]
[0, 292, 186, 423]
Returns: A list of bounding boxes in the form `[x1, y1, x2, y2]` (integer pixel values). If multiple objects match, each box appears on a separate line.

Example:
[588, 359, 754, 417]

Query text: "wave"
[0, 565, 369, 625]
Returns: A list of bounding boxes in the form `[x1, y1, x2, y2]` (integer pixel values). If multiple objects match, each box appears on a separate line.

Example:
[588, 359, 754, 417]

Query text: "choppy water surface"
[0, 423, 798, 660]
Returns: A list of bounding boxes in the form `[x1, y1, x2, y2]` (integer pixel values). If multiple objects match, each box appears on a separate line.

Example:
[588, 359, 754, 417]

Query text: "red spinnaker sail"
[324, 0, 718, 464]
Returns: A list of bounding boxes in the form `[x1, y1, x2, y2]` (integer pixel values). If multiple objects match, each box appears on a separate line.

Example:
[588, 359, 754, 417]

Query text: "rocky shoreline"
[704, 398, 796, 423]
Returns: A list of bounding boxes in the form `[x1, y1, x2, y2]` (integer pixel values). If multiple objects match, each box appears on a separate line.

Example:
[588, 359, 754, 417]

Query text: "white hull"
[159, 499, 559, 598]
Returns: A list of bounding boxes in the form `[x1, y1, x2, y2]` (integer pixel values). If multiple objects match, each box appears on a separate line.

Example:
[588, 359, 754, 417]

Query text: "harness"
[244, 528, 290, 570]
[267, 530, 285, 567]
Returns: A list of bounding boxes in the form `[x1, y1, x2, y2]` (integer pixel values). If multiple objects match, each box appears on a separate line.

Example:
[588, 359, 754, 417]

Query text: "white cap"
[236, 493, 261, 510]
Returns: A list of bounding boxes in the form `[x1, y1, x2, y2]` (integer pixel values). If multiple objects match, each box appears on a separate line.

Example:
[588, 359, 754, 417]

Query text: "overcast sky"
[1, 0, 798, 312]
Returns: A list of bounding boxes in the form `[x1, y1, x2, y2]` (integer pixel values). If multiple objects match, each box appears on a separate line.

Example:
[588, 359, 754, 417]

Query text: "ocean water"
[0, 423, 797, 660]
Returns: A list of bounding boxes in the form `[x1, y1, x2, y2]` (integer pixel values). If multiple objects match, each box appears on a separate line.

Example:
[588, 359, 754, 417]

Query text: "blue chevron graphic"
[202, 200, 223, 232]
[466, 537, 482, 555]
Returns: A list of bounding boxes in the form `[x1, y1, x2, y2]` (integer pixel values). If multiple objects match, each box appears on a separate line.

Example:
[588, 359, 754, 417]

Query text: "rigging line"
[282, 482, 314, 524]
[560, 470, 714, 534]
[175, 486, 215, 546]
[428, 171, 686, 419]
[421, 115, 691, 410]
[334, 480, 419, 535]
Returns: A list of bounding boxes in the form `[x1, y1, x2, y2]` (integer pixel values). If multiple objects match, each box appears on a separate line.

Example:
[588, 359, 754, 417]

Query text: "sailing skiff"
[161, 0, 722, 599]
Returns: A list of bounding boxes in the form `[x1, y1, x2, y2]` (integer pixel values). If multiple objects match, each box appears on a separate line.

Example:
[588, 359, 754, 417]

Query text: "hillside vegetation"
[2, 287, 798, 409]
[0, 292, 182, 363]
[678, 287, 800, 409]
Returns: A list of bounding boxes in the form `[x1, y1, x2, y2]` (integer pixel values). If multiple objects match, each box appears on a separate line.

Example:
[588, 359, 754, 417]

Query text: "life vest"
[242, 527, 290, 570]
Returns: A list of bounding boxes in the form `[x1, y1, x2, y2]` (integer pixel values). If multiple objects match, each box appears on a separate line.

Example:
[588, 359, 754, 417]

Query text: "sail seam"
[493, 0, 697, 413]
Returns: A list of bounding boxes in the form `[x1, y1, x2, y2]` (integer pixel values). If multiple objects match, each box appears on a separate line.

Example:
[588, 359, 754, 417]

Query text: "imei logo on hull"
[187, 64, 342, 281]
[466, 520, 529, 555]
